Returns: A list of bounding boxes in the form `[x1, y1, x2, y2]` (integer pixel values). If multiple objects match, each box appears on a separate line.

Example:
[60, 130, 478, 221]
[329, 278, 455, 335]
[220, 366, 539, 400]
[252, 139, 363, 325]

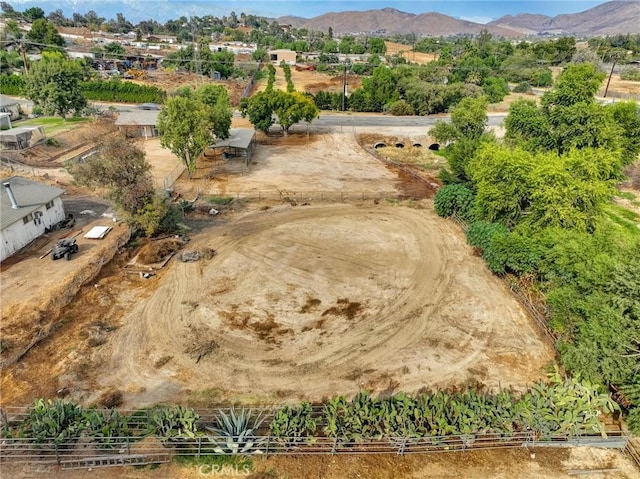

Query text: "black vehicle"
[51, 238, 79, 261]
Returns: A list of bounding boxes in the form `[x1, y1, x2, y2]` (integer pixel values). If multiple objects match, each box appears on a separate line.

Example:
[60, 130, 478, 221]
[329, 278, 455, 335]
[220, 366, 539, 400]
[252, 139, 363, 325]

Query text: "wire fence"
[0, 430, 628, 468]
[159, 162, 187, 190]
[201, 189, 404, 203]
[449, 213, 558, 347]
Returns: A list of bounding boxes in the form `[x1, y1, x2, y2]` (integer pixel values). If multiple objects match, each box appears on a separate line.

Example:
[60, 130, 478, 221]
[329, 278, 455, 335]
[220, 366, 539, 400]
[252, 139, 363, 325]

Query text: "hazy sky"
[8, 0, 615, 23]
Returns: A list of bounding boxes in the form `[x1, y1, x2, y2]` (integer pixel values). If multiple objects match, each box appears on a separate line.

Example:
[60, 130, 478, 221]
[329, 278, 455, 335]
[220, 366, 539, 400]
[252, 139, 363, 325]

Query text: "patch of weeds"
[384, 198, 401, 206]
[0, 338, 14, 354]
[616, 191, 637, 201]
[207, 195, 234, 205]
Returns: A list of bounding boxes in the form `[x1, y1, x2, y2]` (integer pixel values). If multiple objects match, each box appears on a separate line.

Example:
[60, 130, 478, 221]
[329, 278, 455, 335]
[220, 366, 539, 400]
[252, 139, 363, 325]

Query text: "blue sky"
[8, 1, 614, 23]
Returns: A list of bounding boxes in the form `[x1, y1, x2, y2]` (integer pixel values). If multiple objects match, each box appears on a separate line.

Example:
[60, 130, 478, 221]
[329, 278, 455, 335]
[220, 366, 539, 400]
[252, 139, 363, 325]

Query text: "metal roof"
[0, 176, 65, 230]
[115, 110, 160, 126]
[0, 94, 19, 107]
[0, 126, 44, 140]
[209, 129, 255, 150]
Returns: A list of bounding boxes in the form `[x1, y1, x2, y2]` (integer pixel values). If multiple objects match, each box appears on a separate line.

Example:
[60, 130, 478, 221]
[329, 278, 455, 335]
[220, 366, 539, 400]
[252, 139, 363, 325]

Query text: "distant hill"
[277, 1, 640, 37]
[488, 1, 640, 35]
[277, 7, 520, 37]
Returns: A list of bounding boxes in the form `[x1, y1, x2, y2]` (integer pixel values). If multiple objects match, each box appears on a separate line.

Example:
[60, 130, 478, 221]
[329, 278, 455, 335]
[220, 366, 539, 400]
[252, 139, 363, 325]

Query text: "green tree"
[26, 18, 65, 50]
[24, 52, 87, 119]
[240, 91, 275, 134]
[481, 77, 509, 103]
[359, 65, 399, 112]
[104, 41, 125, 57]
[368, 37, 387, 55]
[450, 96, 488, 140]
[466, 145, 534, 227]
[541, 63, 605, 110]
[270, 90, 319, 135]
[23, 6, 45, 22]
[157, 96, 214, 177]
[67, 134, 153, 215]
[195, 84, 232, 140]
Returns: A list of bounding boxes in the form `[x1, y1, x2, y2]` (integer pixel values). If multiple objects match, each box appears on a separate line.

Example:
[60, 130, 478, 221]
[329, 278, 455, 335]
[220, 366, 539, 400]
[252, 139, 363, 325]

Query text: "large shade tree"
[157, 96, 214, 177]
[24, 52, 87, 119]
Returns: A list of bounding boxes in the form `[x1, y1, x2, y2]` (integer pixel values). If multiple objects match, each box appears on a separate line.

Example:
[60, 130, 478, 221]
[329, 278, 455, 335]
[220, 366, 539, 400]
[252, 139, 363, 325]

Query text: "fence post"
[55, 443, 60, 465]
[398, 437, 407, 455]
[265, 435, 270, 458]
[331, 437, 338, 455]
[197, 437, 201, 458]
[127, 436, 131, 456]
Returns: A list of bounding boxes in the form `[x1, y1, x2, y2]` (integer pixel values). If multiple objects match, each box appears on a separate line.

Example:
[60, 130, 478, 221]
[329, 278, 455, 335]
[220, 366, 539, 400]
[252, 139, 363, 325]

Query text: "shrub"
[620, 67, 640, 81]
[513, 82, 532, 93]
[466, 221, 509, 274]
[434, 184, 475, 220]
[482, 77, 510, 103]
[81, 79, 166, 103]
[0, 74, 25, 95]
[388, 99, 415, 116]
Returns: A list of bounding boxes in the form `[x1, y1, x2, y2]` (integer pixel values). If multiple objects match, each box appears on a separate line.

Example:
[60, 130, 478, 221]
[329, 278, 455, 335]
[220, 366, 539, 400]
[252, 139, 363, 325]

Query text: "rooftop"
[1, 176, 65, 230]
[115, 110, 160, 126]
[209, 129, 256, 150]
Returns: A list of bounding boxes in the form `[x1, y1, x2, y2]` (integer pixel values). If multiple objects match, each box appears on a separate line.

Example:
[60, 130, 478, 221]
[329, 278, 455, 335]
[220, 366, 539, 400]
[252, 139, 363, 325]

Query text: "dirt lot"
[1, 126, 555, 408]
[1, 447, 638, 479]
[88, 201, 554, 406]
[189, 131, 404, 197]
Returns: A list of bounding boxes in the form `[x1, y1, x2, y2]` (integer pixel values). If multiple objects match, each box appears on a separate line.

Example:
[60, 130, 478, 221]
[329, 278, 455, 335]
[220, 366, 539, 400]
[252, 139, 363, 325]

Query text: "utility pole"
[604, 59, 617, 98]
[342, 61, 348, 111]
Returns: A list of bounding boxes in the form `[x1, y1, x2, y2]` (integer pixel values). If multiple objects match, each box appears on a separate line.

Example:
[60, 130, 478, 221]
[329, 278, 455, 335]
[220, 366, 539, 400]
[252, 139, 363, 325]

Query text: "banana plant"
[206, 407, 265, 454]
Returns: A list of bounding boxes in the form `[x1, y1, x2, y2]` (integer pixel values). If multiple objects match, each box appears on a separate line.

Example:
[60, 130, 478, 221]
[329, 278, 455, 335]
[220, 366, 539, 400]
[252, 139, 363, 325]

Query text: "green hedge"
[81, 80, 166, 104]
[1, 75, 25, 95]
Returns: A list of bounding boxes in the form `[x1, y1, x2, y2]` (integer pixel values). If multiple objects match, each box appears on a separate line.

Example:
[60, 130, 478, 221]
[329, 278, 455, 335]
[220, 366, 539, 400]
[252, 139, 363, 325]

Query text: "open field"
[1, 128, 554, 410]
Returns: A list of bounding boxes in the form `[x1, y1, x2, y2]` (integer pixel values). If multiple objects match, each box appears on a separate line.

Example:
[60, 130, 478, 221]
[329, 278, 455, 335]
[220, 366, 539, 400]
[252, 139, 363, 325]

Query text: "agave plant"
[206, 407, 266, 454]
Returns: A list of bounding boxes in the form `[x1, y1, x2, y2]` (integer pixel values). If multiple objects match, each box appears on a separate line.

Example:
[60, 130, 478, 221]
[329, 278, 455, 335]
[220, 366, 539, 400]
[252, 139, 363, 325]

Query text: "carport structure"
[205, 128, 256, 167]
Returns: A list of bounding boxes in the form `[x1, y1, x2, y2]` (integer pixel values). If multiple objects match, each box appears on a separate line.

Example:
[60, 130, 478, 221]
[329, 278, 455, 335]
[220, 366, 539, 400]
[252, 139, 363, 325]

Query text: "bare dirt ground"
[89, 202, 554, 407]
[385, 41, 439, 64]
[141, 137, 185, 189]
[1, 447, 638, 479]
[189, 131, 402, 197]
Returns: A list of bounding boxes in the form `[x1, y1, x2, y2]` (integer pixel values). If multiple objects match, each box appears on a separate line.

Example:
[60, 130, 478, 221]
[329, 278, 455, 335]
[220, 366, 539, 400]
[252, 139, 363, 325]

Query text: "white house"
[1, 176, 66, 262]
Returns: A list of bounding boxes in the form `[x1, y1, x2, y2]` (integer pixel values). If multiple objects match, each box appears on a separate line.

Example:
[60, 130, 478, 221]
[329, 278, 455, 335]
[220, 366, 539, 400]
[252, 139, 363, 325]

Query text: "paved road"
[310, 113, 507, 127]
[8, 94, 507, 127]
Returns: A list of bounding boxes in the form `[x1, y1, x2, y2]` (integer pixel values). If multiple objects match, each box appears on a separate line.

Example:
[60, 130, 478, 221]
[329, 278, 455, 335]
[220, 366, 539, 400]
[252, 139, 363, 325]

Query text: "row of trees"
[240, 67, 319, 135]
[431, 63, 640, 432]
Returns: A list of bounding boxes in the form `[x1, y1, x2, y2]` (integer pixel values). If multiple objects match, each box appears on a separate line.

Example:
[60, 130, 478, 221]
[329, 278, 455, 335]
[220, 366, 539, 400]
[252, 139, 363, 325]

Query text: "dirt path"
[2, 446, 638, 479]
[92, 203, 553, 407]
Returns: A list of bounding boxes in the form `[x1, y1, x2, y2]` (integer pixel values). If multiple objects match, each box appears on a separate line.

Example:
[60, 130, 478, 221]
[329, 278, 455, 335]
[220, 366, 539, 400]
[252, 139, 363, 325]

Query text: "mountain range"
[277, 1, 640, 37]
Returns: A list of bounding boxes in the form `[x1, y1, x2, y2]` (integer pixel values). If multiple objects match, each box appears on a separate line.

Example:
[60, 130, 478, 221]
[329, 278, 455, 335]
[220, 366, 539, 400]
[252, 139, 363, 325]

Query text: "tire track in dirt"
[95, 204, 554, 405]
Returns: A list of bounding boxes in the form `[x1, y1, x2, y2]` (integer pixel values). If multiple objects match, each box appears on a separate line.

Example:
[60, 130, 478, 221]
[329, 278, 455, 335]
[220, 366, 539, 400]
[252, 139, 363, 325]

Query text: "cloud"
[459, 16, 493, 25]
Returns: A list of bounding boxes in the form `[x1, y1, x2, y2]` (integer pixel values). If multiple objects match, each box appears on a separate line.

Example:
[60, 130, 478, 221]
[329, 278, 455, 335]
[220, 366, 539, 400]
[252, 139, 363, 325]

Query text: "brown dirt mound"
[136, 238, 185, 265]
